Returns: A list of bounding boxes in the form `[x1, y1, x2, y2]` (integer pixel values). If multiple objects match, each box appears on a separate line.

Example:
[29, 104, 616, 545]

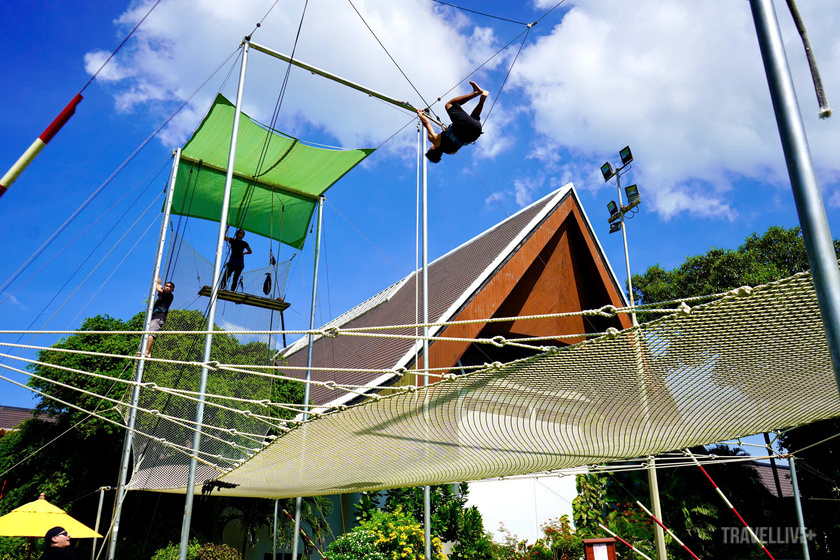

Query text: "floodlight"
[601, 162, 615, 182]
[619, 146, 633, 165]
[609, 221, 622, 234]
[607, 200, 619, 217]
[625, 184, 640, 205]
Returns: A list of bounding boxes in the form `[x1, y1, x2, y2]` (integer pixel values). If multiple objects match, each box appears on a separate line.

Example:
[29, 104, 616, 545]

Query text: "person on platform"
[221, 226, 252, 291]
[417, 81, 489, 163]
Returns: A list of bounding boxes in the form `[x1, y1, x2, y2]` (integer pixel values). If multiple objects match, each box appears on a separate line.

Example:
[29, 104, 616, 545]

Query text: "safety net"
[124, 233, 294, 491]
[124, 268, 840, 497]
[170, 94, 375, 249]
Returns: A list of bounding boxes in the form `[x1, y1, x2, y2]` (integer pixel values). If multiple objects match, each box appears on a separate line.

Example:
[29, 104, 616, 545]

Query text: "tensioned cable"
[81, 0, 163, 93]
[325, 199, 403, 274]
[431, 0, 530, 26]
[0, 157, 170, 308]
[0, 373, 227, 468]
[70, 208, 163, 325]
[345, 0, 435, 116]
[0, 46, 241, 301]
[2, 360, 277, 452]
[482, 24, 532, 125]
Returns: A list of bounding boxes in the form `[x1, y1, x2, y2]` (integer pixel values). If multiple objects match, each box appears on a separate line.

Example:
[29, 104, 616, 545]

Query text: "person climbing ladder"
[417, 81, 489, 163]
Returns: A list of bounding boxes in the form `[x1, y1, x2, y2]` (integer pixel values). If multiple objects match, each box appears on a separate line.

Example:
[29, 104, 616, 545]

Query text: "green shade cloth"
[171, 94, 374, 249]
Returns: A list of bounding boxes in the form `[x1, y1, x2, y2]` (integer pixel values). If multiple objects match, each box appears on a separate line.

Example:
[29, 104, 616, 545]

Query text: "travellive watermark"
[722, 527, 817, 544]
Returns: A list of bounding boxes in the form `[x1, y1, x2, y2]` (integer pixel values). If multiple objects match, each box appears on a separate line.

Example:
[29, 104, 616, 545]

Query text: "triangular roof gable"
[281, 184, 631, 407]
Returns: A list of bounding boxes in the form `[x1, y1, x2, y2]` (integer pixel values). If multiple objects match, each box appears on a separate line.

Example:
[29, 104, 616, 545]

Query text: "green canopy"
[171, 94, 374, 249]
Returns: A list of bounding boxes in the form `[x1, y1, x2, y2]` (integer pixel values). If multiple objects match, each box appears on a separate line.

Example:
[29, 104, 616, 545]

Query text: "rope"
[0, 46, 240, 303]
[345, 0, 435, 114]
[431, 0, 531, 26]
[81, 0, 163, 93]
[325, 199, 404, 274]
[783, 0, 831, 118]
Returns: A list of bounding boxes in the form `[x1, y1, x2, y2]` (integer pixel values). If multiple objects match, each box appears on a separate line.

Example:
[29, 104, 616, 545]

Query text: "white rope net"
[199, 269, 838, 497]
[4, 268, 838, 498]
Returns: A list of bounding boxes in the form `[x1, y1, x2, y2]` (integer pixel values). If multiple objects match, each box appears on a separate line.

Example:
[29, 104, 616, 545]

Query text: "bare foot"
[470, 81, 489, 97]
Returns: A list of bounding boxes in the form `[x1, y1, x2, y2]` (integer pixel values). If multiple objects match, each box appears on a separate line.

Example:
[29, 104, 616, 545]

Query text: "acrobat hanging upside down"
[417, 81, 489, 163]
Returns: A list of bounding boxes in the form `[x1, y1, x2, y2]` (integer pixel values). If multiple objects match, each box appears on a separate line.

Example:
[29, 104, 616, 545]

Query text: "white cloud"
[516, 0, 840, 219]
[89, 0, 510, 153]
[513, 175, 544, 206]
[88, 0, 840, 219]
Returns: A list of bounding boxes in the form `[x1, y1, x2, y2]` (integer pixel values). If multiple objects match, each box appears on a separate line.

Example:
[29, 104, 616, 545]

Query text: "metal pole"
[647, 457, 667, 560]
[750, 0, 840, 392]
[616, 167, 662, 558]
[292, 195, 325, 560]
[421, 129, 432, 560]
[273, 499, 279, 560]
[107, 148, 180, 560]
[178, 40, 250, 560]
[788, 456, 812, 560]
[91, 486, 109, 560]
[616, 172, 637, 327]
[248, 42, 445, 127]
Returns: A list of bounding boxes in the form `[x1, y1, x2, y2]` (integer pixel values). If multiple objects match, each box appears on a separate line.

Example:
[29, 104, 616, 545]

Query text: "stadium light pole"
[602, 148, 666, 560]
[602, 146, 640, 326]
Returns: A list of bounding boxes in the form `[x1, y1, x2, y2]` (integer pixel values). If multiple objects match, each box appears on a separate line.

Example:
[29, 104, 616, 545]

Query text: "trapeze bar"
[198, 285, 290, 312]
[249, 40, 446, 127]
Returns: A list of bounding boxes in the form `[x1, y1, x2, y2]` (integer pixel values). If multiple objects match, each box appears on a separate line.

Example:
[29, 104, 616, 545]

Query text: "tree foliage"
[0, 309, 306, 560]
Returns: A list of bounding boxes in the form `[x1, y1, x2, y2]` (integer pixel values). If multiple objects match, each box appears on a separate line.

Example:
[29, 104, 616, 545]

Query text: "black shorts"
[446, 104, 482, 143]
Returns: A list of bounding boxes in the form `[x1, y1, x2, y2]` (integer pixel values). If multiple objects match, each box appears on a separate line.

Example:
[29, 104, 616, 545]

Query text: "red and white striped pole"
[686, 451, 776, 559]
[0, 93, 83, 199]
[598, 523, 653, 560]
[636, 501, 701, 560]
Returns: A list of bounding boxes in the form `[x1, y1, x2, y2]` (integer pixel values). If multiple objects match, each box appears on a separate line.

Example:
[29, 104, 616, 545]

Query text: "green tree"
[0, 310, 305, 560]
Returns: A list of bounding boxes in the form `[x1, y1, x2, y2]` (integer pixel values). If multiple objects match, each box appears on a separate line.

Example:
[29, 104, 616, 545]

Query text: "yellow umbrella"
[0, 494, 102, 538]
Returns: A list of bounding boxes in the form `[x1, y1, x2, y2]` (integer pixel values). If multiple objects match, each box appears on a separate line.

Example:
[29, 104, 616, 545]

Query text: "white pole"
[421, 128, 432, 560]
[91, 486, 110, 560]
[107, 148, 180, 560]
[789, 456, 812, 560]
[273, 499, 279, 560]
[178, 40, 250, 560]
[292, 196, 325, 560]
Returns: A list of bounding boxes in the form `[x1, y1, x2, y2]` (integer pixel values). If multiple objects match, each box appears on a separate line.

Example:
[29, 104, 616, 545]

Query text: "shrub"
[325, 530, 387, 560]
[151, 539, 203, 560]
[197, 543, 242, 560]
[326, 509, 444, 560]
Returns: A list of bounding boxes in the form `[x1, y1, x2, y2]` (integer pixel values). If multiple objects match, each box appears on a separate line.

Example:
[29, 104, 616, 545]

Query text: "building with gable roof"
[280, 183, 632, 407]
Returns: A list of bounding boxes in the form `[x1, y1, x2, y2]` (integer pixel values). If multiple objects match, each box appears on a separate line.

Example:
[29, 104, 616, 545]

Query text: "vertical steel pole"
[107, 148, 180, 560]
[421, 132, 432, 560]
[789, 456, 812, 560]
[647, 457, 667, 560]
[178, 41, 250, 560]
[750, 0, 840, 391]
[273, 499, 279, 560]
[292, 196, 325, 560]
[91, 486, 109, 560]
[616, 172, 637, 327]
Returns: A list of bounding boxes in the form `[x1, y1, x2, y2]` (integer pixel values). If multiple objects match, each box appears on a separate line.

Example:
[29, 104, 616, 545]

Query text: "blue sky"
[2, 0, 839, 405]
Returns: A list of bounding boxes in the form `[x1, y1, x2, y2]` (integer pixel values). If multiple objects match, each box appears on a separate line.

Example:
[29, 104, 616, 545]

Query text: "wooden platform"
[198, 286, 290, 312]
